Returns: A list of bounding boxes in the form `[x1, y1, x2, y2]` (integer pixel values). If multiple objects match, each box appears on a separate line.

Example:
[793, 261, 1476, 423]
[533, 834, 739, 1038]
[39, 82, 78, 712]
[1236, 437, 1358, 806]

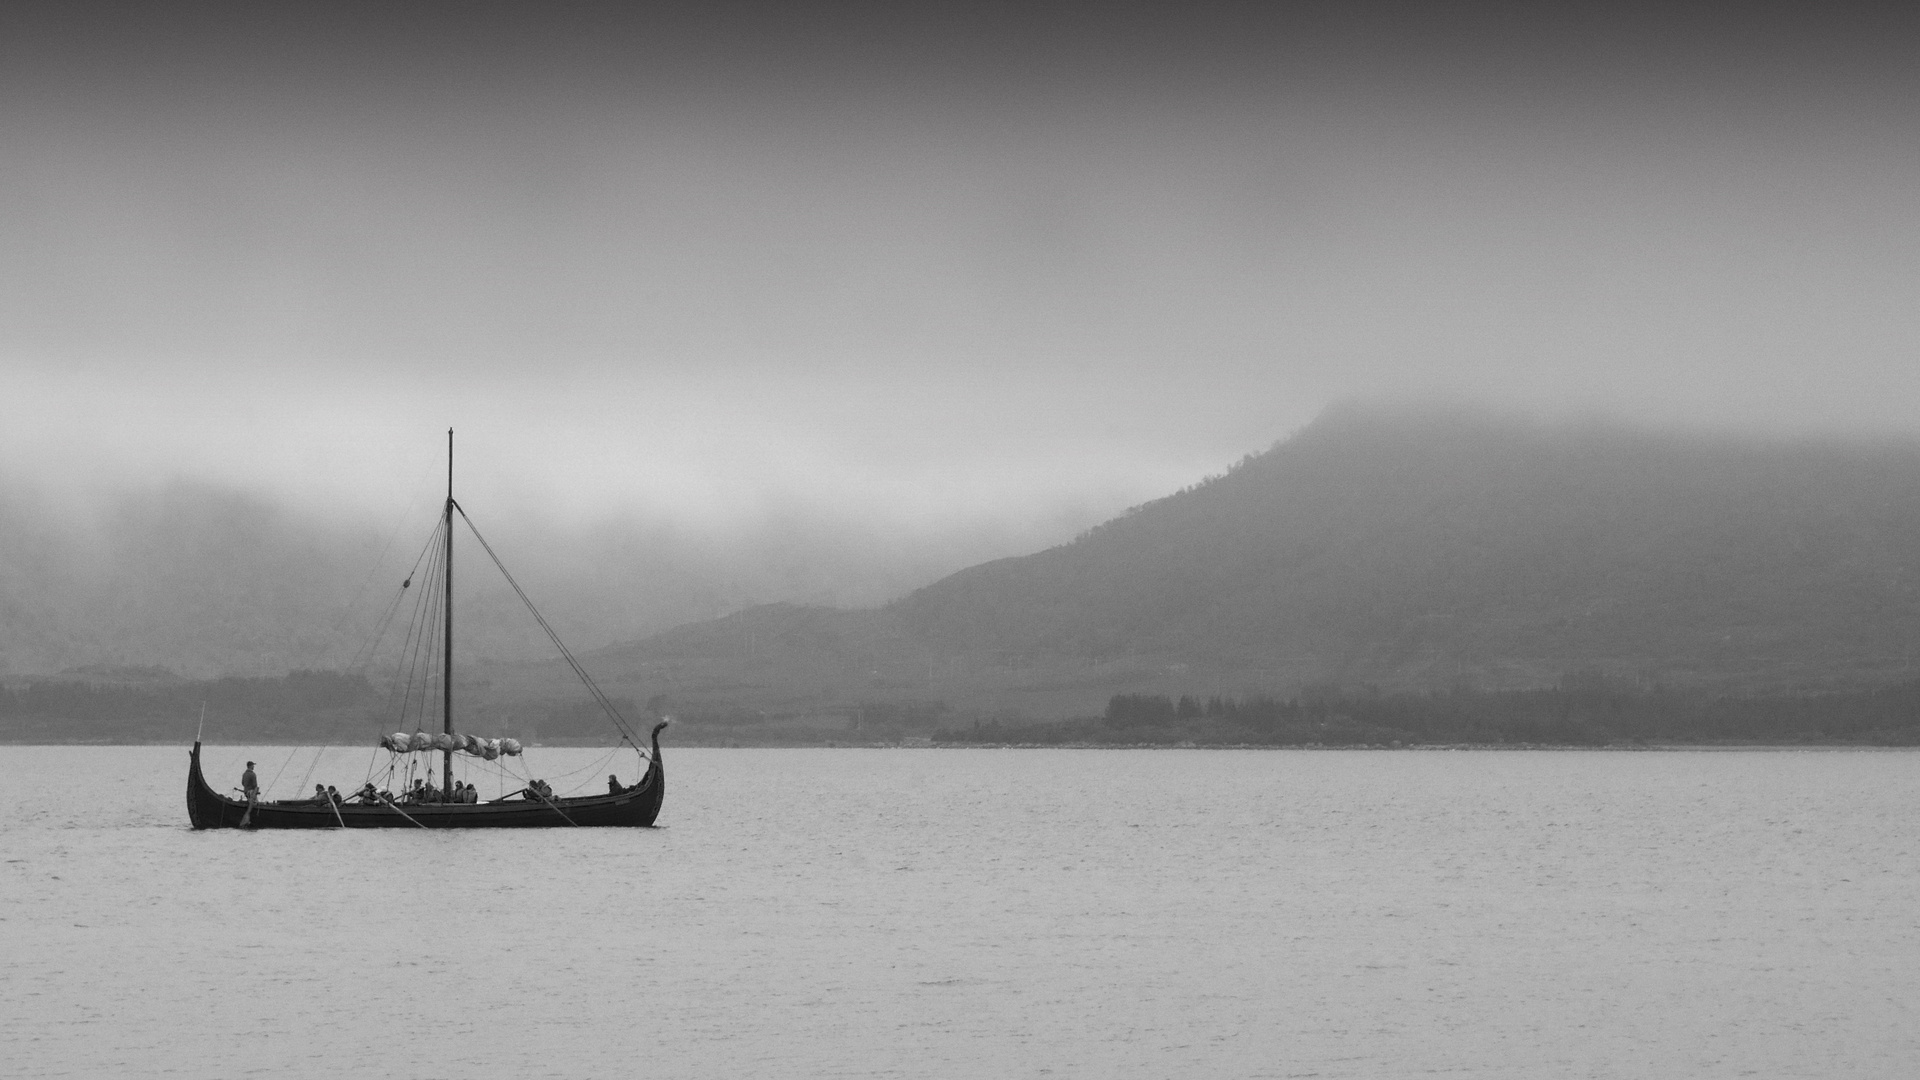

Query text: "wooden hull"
[187, 723, 666, 830]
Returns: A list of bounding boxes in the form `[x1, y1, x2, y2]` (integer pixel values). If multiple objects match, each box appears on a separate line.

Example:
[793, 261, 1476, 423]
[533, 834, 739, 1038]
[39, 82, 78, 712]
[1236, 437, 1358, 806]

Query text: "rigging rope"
[454, 503, 646, 751]
[327, 497, 425, 670]
[386, 520, 447, 733]
[264, 745, 301, 798]
[411, 547, 447, 730]
[349, 585, 408, 678]
[294, 744, 328, 796]
[344, 500, 655, 802]
[349, 524, 442, 675]
[382, 529, 430, 724]
[525, 745, 626, 793]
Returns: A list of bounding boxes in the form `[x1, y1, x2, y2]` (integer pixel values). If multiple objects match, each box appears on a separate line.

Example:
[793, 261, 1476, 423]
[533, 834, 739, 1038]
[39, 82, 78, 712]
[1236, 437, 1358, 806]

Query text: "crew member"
[239, 761, 260, 826]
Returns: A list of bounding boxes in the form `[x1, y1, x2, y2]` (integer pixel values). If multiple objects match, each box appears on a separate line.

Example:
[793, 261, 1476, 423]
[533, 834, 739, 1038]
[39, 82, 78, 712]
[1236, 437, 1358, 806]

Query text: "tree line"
[0, 671, 380, 743]
[935, 681, 1920, 747]
[0, 672, 642, 745]
[13, 669, 1920, 747]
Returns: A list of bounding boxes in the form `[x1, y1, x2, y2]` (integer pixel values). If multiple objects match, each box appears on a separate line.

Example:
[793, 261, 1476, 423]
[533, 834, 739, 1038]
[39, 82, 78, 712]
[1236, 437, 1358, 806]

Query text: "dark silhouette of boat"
[187, 430, 668, 829]
[187, 721, 667, 829]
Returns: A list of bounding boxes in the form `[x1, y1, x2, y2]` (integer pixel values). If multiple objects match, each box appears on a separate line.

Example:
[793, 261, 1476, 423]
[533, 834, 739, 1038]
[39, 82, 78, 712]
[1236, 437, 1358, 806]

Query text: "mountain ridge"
[595, 405, 1920, 714]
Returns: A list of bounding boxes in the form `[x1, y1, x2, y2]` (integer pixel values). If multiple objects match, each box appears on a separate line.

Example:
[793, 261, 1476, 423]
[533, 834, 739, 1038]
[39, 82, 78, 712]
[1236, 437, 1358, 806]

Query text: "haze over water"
[7, 3, 1920, 677]
[4, 746, 1916, 1078]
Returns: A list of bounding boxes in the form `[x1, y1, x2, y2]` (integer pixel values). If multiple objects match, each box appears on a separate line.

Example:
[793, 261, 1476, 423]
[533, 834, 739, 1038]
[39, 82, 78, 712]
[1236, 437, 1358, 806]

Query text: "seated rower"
[608, 774, 625, 795]
[312, 784, 329, 803]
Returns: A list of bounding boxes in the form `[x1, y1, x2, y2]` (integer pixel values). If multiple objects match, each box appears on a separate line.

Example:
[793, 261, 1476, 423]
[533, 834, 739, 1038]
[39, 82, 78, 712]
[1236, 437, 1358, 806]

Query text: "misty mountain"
[0, 476, 1074, 679]
[0, 481, 383, 678]
[606, 405, 1920, 712]
[22, 403, 1920, 709]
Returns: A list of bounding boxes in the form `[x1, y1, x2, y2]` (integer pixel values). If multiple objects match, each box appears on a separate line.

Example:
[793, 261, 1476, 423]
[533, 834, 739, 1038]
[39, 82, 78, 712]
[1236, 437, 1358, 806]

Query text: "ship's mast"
[443, 427, 454, 794]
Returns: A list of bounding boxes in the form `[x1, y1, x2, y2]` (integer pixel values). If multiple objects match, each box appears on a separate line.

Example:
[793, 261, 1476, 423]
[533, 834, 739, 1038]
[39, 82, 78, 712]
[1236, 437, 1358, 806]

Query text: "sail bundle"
[380, 731, 523, 758]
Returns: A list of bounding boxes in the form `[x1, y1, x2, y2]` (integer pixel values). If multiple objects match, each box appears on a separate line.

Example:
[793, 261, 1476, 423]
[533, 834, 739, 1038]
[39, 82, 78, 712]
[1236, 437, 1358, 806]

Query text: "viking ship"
[187, 431, 666, 829]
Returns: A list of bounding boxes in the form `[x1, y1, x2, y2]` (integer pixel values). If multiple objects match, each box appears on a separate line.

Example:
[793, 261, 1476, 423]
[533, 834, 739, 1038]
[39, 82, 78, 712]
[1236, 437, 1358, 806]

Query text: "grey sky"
[5, 2, 1918, 540]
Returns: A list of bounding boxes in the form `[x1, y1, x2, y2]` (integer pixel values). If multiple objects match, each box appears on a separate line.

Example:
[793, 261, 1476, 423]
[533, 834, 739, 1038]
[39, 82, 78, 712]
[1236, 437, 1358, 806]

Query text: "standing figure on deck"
[240, 761, 260, 825]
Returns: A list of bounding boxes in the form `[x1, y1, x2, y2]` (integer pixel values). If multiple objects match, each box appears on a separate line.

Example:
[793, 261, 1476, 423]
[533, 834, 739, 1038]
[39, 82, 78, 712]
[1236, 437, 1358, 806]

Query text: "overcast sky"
[5, 1, 1918, 541]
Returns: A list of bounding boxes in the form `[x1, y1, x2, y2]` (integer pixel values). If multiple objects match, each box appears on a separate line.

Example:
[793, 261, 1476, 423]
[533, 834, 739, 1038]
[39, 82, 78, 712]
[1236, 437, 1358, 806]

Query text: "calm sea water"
[2, 745, 1917, 1079]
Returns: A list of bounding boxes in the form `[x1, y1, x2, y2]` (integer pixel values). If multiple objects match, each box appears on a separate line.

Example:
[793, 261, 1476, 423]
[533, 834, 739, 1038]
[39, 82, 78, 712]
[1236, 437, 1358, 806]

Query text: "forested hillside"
[0, 667, 647, 745]
[937, 679, 1920, 747]
[0, 475, 1046, 679]
[0, 670, 379, 743]
[27, 405, 1920, 742]
[887, 404, 1920, 690]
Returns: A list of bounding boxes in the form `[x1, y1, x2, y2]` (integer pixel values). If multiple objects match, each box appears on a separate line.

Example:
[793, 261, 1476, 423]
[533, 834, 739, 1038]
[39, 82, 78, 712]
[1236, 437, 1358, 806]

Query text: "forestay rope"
[348, 497, 654, 800]
[453, 503, 648, 756]
[349, 524, 443, 677]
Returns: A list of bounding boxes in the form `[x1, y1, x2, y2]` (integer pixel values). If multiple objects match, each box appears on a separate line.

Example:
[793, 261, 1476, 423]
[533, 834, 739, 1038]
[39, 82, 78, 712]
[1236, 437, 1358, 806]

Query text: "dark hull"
[187, 722, 666, 830]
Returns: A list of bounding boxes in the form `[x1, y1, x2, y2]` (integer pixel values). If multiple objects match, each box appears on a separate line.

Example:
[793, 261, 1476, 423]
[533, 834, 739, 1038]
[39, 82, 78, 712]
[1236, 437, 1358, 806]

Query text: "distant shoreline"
[9, 739, 1915, 751]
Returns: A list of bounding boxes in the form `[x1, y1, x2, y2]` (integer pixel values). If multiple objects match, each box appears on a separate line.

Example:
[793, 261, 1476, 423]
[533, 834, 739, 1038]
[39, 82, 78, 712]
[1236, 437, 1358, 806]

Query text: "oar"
[377, 795, 429, 830]
[327, 795, 348, 830]
[532, 789, 579, 827]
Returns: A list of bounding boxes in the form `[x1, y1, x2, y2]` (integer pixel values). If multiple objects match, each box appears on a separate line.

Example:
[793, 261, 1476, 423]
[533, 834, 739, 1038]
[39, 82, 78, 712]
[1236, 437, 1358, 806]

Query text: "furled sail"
[380, 732, 522, 757]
